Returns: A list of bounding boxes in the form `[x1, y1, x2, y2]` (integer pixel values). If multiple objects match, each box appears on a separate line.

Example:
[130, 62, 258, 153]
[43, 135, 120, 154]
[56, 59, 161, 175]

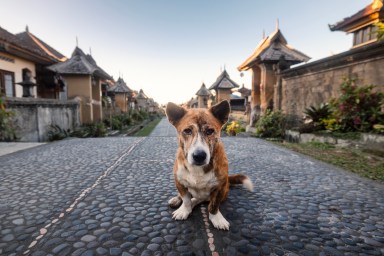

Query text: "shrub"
[329, 78, 384, 132]
[254, 110, 286, 138]
[225, 121, 245, 136]
[71, 122, 106, 138]
[47, 124, 70, 141]
[131, 110, 144, 122]
[0, 95, 17, 141]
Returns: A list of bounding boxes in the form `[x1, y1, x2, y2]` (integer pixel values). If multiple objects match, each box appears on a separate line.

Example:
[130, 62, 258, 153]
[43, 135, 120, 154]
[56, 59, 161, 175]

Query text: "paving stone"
[1, 120, 384, 255]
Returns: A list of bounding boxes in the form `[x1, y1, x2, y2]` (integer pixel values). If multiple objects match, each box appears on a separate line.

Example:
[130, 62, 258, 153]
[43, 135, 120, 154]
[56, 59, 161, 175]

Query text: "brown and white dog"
[166, 100, 253, 230]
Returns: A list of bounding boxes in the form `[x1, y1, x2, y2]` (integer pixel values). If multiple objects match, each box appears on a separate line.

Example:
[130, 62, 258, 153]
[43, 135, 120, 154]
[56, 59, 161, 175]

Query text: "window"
[0, 70, 15, 97]
[353, 25, 377, 46]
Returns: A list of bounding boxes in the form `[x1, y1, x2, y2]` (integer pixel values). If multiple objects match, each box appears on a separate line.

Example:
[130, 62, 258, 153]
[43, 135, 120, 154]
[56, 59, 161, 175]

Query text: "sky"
[0, 0, 372, 105]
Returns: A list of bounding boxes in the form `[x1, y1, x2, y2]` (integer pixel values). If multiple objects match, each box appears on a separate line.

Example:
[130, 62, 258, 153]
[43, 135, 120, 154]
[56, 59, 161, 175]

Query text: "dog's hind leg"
[168, 195, 182, 209]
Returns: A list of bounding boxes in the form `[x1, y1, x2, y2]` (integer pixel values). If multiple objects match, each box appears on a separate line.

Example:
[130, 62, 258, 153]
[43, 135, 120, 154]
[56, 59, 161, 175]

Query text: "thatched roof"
[237, 84, 251, 96]
[195, 83, 211, 96]
[0, 26, 66, 64]
[108, 77, 132, 93]
[238, 29, 310, 71]
[208, 70, 240, 90]
[47, 47, 111, 79]
[136, 89, 148, 99]
[16, 27, 67, 62]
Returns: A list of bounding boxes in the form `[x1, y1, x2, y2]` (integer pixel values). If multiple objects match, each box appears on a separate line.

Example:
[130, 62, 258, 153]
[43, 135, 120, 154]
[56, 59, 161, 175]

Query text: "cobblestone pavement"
[1, 118, 384, 255]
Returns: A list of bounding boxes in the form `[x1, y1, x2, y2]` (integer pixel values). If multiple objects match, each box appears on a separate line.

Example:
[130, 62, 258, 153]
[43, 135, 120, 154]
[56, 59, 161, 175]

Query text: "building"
[47, 47, 112, 124]
[107, 77, 132, 112]
[135, 89, 148, 111]
[208, 70, 240, 103]
[238, 26, 310, 125]
[239, 0, 384, 127]
[329, 0, 383, 48]
[195, 83, 211, 108]
[0, 26, 66, 99]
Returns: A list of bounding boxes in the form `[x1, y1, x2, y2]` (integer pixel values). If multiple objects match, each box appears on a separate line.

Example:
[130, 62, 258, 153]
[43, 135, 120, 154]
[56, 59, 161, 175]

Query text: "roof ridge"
[27, 32, 66, 62]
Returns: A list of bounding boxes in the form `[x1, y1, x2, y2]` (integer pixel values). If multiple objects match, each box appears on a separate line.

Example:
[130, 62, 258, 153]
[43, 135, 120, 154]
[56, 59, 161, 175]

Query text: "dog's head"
[166, 101, 230, 167]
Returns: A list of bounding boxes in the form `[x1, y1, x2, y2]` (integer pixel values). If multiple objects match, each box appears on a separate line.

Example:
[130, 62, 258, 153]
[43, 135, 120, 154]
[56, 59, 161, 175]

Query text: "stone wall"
[7, 97, 80, 142]
[278, 41, 384, 121]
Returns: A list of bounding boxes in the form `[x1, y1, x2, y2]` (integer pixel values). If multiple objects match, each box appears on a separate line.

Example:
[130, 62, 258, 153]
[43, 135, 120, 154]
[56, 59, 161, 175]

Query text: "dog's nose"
[192, 150, 207, 165]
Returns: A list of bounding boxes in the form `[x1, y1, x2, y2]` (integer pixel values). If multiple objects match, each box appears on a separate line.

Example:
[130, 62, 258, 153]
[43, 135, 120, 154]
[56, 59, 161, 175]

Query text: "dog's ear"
[166, 102, 186, 126]
[210, 100, 230, 125]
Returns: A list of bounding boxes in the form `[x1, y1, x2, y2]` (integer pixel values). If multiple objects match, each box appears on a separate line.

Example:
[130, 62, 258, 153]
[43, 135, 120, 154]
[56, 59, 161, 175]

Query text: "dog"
[165, 100, 253, 230]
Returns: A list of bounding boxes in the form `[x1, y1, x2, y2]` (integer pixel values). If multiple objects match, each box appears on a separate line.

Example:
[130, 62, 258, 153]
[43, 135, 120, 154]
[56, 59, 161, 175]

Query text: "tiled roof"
[108, 77, 132, 93]
[47, 47, 111, 79]
[329, 0, 383, 32]
[238, 29, 310, 71]
[195, 83, 211, 96]
[208, 70, 240, 90]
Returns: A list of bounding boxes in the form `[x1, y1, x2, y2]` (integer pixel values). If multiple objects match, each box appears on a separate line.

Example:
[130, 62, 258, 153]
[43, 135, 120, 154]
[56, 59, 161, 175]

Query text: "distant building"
[47, 47, 112, 124]
[136, 89, 148, 111]
[107, 77, 132, 112]
[195, 83, 211, 108]
[208, 70, 240, 103]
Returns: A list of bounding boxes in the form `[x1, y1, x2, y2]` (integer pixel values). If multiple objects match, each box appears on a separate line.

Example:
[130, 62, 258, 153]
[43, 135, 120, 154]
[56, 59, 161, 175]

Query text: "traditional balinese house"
[231, 84, 251, 112]
[329, 0, 383, 48]
[136, 89, 148, 111]
[47, 47, 112, 124]
[107, 77, 132, 112]
[195, 83, 211, 108]
[0, 26, 66, 98]
[208, 70, 240, 103]
[238, 26, 310, 126]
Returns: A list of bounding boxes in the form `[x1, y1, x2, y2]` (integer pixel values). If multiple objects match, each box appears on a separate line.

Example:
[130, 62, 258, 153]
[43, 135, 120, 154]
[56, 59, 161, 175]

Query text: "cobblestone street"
[1, 118, 384, 256]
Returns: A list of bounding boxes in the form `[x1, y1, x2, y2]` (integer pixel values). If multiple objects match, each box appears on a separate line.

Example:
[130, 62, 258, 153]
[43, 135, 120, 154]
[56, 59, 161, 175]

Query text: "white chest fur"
[176, 164, 218, 201]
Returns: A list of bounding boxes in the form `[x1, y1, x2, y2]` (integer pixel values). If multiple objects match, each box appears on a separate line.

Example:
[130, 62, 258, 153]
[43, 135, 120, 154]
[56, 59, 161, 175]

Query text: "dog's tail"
[228, 174, 253, 192]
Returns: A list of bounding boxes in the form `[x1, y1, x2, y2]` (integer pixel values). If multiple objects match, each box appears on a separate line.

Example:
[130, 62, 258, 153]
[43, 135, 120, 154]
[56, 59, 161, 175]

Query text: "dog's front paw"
[172, 204, 192, 220]
[209, 211, 230, 230]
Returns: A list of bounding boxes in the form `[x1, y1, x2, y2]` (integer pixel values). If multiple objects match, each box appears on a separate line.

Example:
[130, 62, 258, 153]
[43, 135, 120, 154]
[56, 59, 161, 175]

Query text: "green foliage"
[225, 121, 246, 136]
[71, 122, 106, 138]
[254, 110, 286, 138]
[300, 103, 332, 133]
[131, 110, 145, 122]
[47, 124, 70, 141]
[0, 95, 17, 141]
[374, 21, 384, 41]
[304, 103, 332, 124]
[329, 78, 384, 132]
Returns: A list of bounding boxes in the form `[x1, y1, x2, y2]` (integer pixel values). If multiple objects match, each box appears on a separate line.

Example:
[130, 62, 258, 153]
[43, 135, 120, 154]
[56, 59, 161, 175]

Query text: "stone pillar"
[250, 66, 261, 127]
[260, 63, 276, 113]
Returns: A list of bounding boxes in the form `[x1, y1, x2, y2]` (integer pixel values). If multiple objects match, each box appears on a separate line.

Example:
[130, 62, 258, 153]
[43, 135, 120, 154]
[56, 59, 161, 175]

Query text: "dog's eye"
[183, 128, 192, 135]
[206, 129, 214, 135]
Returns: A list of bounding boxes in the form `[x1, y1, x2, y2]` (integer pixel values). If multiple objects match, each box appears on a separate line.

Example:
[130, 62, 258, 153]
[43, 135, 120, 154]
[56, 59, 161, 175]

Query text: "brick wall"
[278, 41, 384, 121]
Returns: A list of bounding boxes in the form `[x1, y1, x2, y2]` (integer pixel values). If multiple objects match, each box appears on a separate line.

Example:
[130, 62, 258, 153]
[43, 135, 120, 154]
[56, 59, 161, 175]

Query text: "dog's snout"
[192, 150, 207, 165]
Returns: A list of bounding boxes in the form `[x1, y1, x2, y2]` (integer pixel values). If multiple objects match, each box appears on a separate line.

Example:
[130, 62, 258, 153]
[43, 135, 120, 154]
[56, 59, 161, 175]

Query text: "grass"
[275, 141, 384, 182]
[133, 118, 161, 136]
